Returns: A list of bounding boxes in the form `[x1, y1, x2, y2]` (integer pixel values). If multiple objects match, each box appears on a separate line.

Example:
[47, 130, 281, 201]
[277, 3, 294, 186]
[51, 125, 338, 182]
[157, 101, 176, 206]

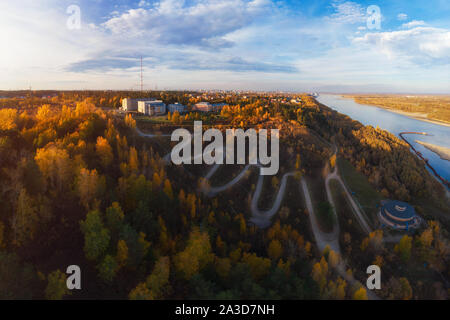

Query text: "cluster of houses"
[121, 98, 228, 116]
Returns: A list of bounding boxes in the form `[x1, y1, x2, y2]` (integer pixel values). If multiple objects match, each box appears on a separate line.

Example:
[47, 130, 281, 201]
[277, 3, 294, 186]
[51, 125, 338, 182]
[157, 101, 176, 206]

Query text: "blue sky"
[0, 0, 449, 92]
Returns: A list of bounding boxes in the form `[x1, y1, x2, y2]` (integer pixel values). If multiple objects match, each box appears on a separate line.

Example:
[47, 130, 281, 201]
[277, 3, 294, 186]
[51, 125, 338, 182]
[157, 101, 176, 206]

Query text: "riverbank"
[415, 140, 450, 161]
[381, 108, 450, 128]
[342, 95, 450, 128]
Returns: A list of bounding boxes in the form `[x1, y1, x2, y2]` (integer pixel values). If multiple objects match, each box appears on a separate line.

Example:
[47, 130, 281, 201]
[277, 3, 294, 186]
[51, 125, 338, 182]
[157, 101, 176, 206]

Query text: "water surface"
[316, 94, 450, 182]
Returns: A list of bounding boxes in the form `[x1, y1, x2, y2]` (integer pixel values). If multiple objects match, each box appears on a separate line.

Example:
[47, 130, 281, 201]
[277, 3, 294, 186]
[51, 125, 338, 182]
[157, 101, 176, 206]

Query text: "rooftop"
[381, 200, 415, 220]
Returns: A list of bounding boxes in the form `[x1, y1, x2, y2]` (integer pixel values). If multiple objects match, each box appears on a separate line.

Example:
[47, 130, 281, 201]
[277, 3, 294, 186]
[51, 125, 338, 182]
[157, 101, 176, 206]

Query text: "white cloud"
[353, 27, 450, 65]
[102, 0, 270, 48]
[397, 13, 408, 21]
[138, 1, 151, 7]
[401, 20, 427, 29]
[0, 0, 448, 93]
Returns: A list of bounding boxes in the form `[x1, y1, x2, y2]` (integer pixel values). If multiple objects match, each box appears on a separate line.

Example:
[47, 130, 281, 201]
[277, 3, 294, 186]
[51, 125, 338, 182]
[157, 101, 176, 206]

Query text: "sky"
[0, 0, 449, 93]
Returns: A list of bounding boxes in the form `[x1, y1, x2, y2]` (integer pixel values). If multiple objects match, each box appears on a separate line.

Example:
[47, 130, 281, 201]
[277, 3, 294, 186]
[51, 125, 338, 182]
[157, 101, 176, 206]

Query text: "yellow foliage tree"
[163, 179, 173, 199]
[328, 250, 340, 268]
[36, 104, 52, 122]
[125, 114, 136, 128]
[394, 235, 412, 262]
[77, 168, 105, 210]
[267, 239, 283, 261]
[241, 252, 271, 280]
[0, 109, 18, 130]
[174, 228, 214, 280]
[129, 256, 170, 300]
[353, 287, 368, 300]
[96, 136, 113, 169]
[116, 239, 129, 268]
[215, 257, 231, 279]
[128, 147, 139, 173]
[35, 144, 72, 192]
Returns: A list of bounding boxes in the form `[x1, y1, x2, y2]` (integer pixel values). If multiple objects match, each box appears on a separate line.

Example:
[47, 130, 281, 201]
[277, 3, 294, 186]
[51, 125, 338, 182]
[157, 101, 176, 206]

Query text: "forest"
[0, 91, 448, 300]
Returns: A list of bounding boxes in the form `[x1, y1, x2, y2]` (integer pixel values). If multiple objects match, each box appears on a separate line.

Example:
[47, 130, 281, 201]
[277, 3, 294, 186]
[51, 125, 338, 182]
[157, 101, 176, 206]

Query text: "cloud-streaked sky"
[0, 0, 449, 93]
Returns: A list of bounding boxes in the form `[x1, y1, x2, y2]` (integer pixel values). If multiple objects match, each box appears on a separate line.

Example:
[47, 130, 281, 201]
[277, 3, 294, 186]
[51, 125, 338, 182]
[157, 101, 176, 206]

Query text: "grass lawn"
[135, 115, 170, 123]
[337, 157, 382, 227]
[306, 170, 333, 233]
[329, 179, 365, 240]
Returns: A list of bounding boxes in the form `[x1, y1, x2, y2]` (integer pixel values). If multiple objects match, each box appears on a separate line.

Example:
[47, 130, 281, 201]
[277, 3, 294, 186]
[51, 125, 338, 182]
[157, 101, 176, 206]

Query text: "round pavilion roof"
[382, 200, 415, 220]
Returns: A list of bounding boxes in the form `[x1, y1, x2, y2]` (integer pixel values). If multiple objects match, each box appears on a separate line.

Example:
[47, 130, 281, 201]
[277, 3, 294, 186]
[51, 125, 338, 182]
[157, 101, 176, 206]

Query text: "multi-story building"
[194, 102, 213, 112]
[167, 103, 186, 114]
[122, 98, 152, 112]
[193, 102, 227, 112]
[138, 100, 166, 116]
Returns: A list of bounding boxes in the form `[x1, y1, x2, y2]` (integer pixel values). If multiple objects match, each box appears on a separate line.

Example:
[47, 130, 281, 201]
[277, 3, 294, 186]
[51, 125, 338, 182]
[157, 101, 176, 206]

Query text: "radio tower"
[140, 56, 143, 93]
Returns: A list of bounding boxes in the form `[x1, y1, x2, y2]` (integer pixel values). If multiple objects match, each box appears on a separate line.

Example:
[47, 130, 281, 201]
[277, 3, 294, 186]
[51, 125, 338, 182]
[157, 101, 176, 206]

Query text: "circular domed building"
[379, 200, 420, 230]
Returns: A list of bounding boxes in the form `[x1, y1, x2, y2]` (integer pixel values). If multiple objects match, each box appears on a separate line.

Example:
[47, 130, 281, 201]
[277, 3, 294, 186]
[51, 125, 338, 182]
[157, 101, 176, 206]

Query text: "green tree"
[45, 270, 70, 300]
[317, 201, 335, 232]
[12, 188, 39, 247]
[105, 202, 125, 234]
[0, 252, 38, 299]
[394, 235, 412, 263]
[80, 210, 110, 261]
[129, 256, 170, 300]
[98, 255, 118, 283]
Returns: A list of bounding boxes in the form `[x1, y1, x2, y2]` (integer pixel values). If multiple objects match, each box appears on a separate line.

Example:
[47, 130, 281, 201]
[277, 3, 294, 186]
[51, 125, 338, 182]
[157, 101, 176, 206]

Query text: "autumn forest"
[0, 91, 448, 300]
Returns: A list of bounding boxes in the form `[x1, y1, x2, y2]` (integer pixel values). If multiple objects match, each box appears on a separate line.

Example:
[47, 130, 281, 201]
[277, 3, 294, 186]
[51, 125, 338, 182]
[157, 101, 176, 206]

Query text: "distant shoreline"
[381, 108, 450, 128]
[415, 140, 450, 161]
[340, 95, 450, 128]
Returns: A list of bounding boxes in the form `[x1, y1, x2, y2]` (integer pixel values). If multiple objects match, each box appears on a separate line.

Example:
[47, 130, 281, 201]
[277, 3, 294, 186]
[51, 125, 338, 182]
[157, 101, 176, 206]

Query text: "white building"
[122, 98, 152, 111]
[167, 103, 186, 114]
[138, 100, 166, 116]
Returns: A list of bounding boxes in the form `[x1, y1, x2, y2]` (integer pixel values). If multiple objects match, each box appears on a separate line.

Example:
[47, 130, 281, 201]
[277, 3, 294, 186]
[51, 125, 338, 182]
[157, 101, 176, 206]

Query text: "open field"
[329, 180, 365, 244]
[344, 95, 450, 125]
[337, 158, 381, 227]
[306, 171, 334, 233]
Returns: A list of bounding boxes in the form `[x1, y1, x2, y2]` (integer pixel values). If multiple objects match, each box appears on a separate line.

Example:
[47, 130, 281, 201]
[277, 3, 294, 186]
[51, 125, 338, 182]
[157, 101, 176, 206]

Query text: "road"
[249, 171, 295, 228]
[325, 163, 372, 234]
[301, 178, 341, 254]
[138, 127, 379, 299]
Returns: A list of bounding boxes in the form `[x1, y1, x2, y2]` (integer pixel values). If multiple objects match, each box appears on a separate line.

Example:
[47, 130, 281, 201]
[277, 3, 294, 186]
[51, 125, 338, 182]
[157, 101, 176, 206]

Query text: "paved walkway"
[249, 171, 295, 228]
[326, 164, 372, 234]
[138, 127, 379, 299]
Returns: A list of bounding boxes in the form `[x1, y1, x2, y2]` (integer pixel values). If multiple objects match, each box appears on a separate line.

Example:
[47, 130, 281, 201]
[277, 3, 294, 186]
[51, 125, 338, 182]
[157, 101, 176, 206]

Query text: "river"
[316, 94, 450, 183]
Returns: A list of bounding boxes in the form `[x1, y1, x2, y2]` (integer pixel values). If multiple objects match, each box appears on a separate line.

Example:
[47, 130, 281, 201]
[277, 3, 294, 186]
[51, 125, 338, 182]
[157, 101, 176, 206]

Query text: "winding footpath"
[137, 126, 378, 299]
[325, 164, 372, 234]
[249, 171, 295, 228]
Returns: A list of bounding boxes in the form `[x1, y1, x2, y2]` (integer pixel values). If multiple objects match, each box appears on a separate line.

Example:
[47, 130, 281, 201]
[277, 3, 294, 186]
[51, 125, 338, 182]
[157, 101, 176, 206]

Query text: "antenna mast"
[140, 56, 143, 93]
